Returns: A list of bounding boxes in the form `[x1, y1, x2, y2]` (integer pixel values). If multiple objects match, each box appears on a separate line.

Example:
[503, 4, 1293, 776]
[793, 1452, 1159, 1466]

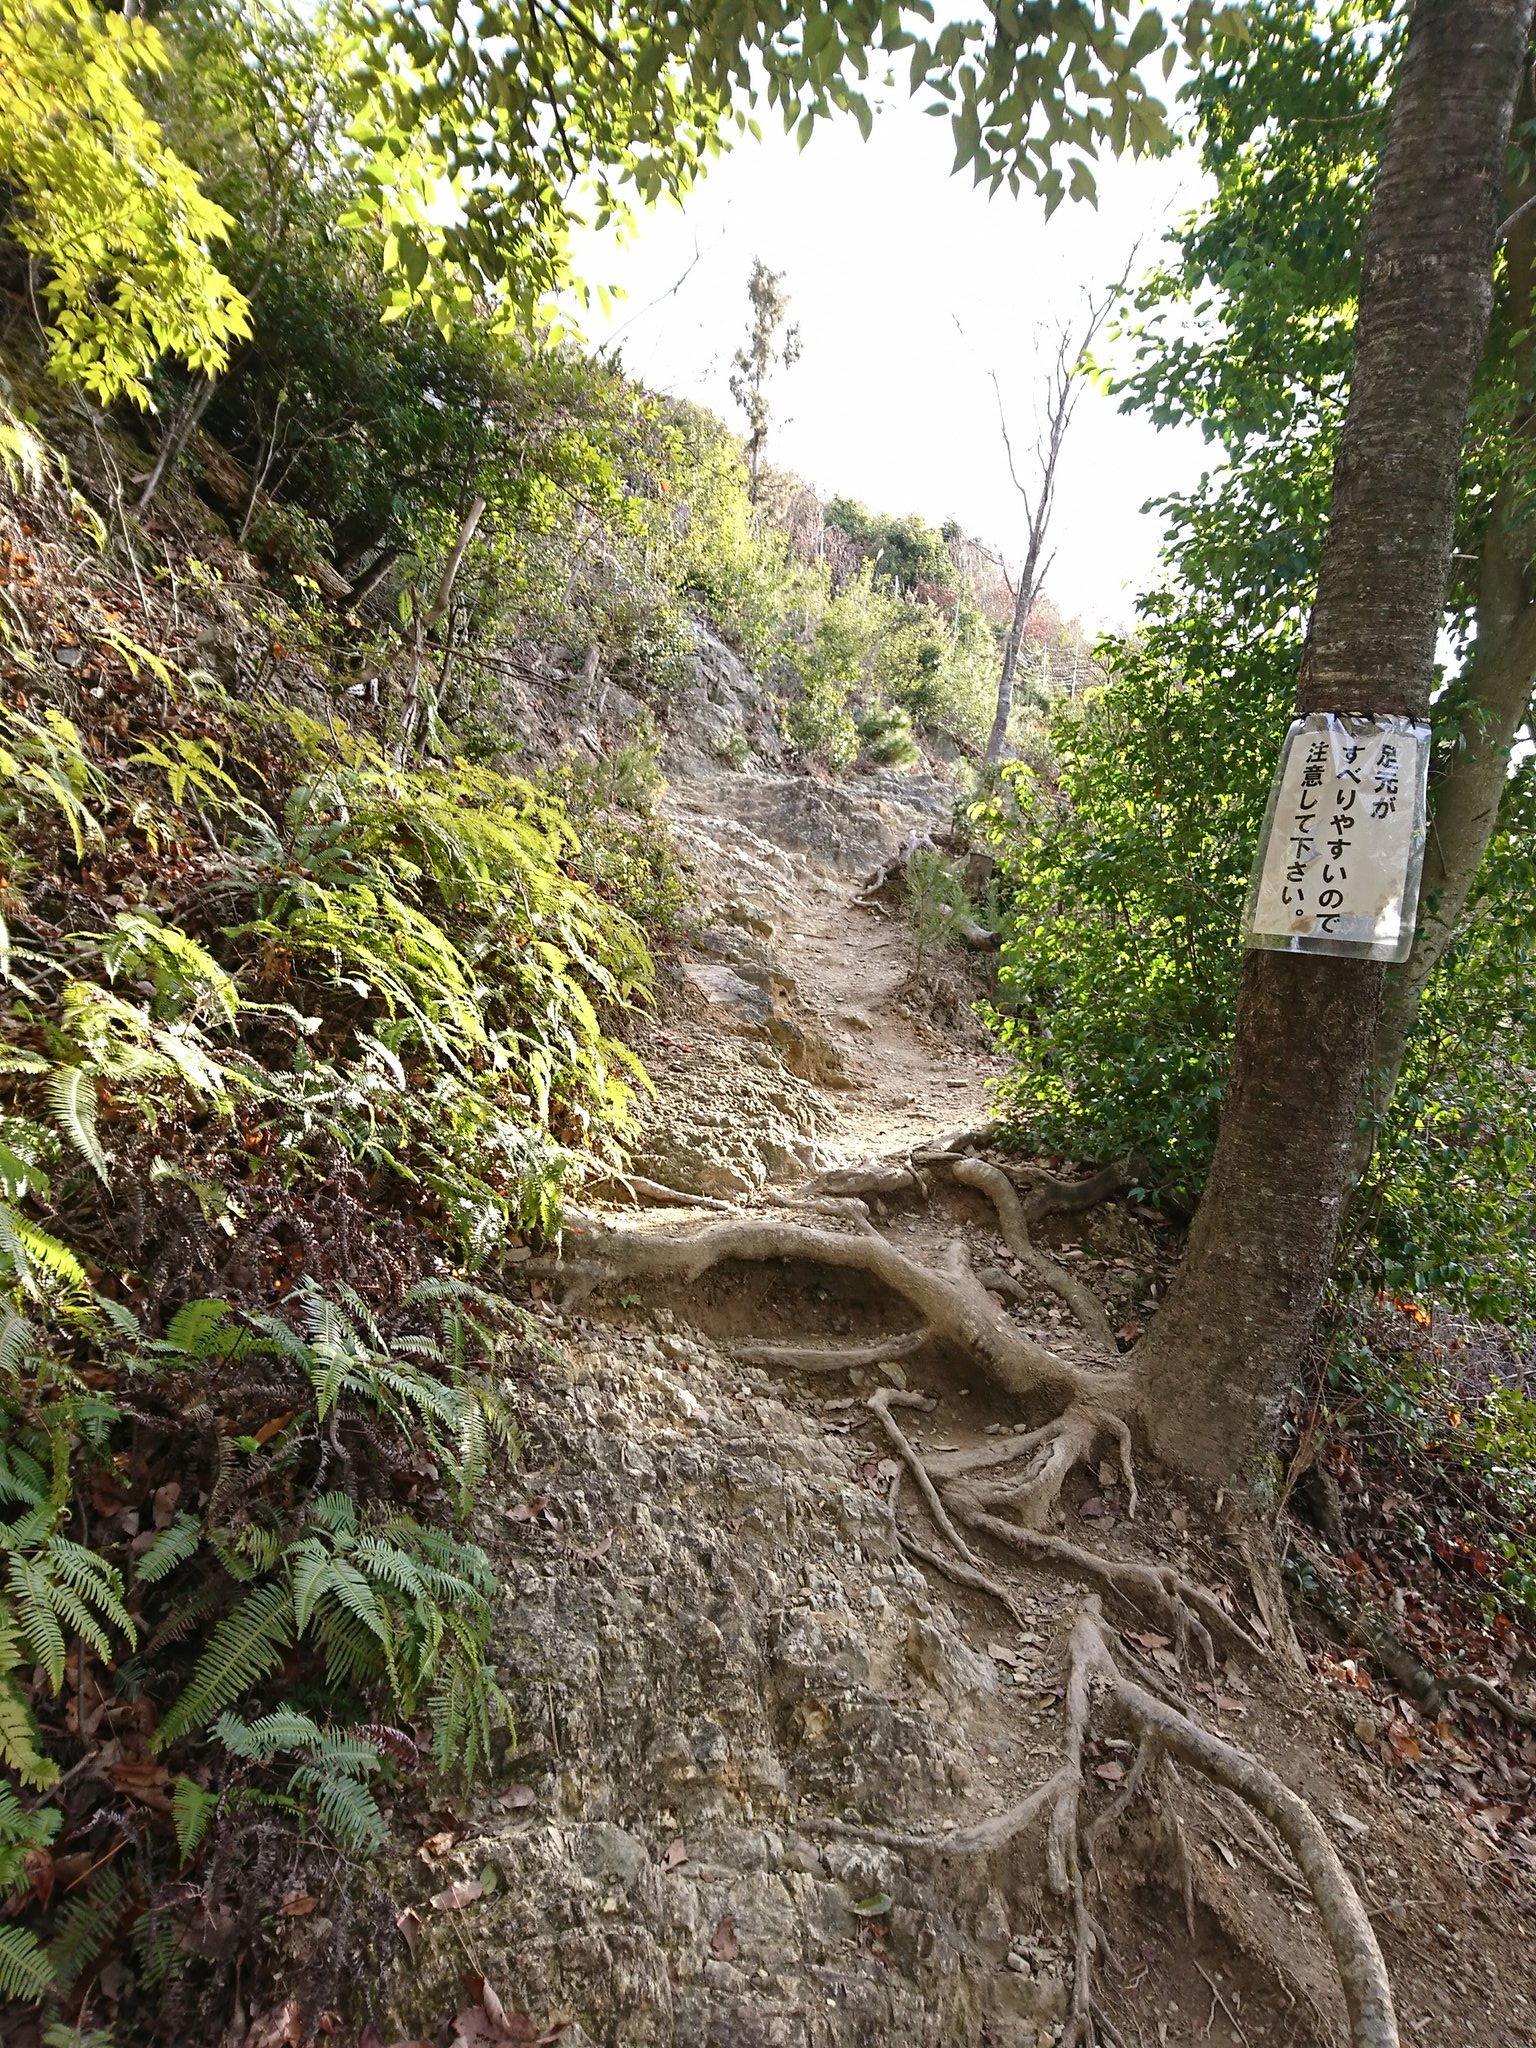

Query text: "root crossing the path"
[543, 1131, 1405, 2047]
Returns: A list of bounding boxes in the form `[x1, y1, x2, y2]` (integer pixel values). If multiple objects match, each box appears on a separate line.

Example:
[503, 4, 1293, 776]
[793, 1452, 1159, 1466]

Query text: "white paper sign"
[1244, 712, 1429, 963]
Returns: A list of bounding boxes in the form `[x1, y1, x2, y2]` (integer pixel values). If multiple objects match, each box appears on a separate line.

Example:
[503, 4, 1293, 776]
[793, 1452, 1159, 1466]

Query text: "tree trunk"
[1354, 487, 1536, 1172]
[136, 373, 218, 516]
[1133, 0, 1533, 1482]
[985, 567, 1034, 765]
[1352, 100, 1536, 1173]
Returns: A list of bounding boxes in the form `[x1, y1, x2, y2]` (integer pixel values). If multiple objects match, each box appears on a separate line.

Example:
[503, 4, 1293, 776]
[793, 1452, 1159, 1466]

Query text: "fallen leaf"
[1093, 1761, 1125, 1784]
[111, 1758, 171, 1798]
[431, 1878, 484, 1912]
[452, 2009, 567, 2047]
[1077, 1495, 1106, 1520]
[852, 1892, 893, 1916]
[506, 1496, 549, 1524]
[1213, 1840, 1238, 1870]
[661, 1838, 689, 1868]
[243, 1999, 304, 2048]
[710, 1914, 739, 1961]
[23, 1845, 53, 1911]
[1127, 1630, 1172, 1652]
[1386, 1718, 1424, 1766]
[280, 1892, 319, 1916]
[395, 1906, 422, 1959]
[419, 1829, 456, 1859]
[254, 1409, 297, 1446]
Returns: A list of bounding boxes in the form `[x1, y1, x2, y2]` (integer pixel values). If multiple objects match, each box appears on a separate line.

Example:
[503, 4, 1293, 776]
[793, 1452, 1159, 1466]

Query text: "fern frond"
[322, 1558, 389, 1647]
[46, 1067, 109, 1185]
[211, 1709, 321, 1759]
[158, 1297, 235, 1358]
[310, 1600, 381, 1692]
[0, 1920, 54, 2001]
[0, 1204, 88, 1303]
[0, 1667, 56, 1788]
[8, 1555, 68, 1690]
[154, 1580, 293, 1748]
[44, 1537, 133, 1638]
[171, 1776, 218, 1864]
[47, 1862, 132, 1992]
[0, 1439, 48, 1508]
[306, 1491, 358, 1537]
[133, 1513, 202, 1586]
[305, 1767, 386, 1853]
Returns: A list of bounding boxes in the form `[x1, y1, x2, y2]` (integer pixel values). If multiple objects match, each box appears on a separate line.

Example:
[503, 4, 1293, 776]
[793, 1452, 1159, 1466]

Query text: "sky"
[565, 95, 1217, 633]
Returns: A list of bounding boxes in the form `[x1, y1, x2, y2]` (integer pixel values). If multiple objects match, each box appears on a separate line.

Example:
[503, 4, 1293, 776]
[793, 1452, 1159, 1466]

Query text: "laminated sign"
[1244, 712, 1429, 963]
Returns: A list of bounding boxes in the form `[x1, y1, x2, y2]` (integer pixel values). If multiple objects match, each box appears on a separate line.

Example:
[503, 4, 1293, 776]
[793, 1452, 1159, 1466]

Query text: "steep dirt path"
[371, 749, 1536, 2048]
[624, 759, 1002, 1197]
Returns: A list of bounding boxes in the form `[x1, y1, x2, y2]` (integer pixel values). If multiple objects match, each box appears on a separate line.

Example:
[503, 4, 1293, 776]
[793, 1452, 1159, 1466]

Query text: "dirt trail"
[624, 759, 1001, 1197]
[371, 748, 1534, 2048]
[527, 751, 1536, 2048]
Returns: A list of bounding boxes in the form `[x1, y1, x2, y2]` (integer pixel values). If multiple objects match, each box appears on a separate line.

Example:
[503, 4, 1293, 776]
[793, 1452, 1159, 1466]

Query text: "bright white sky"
[566, 95, 1216, 633]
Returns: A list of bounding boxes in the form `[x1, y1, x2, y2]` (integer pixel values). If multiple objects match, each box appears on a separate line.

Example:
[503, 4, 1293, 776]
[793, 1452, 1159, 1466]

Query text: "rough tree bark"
[1353, 88, 1536, 1172]
[1134, 0, 1535, 1481]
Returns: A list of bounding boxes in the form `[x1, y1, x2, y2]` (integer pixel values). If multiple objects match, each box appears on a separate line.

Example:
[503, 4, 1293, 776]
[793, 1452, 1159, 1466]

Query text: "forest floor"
[363, 747, 1536, 2048]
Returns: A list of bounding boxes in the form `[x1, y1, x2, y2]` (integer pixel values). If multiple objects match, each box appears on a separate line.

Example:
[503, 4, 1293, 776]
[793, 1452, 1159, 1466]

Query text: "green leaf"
[172, 1775, 219, 1863]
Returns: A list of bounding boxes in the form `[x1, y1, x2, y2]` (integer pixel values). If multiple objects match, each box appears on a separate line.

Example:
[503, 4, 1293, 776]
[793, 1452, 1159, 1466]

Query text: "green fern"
[46, 1863, 132, 1993]
[0, 1776, 60, 1892]
[45, 1068, 108, 1185]
[98, 912, 241, 1028]
[212, 1710, 387, 1853]
[171, 1776, 219, 1864]
[153, 1298, 238, 1360]
[0, 1641, 58, 1789]
[0, 1204, 90, 1311]
[0, 1921, 54, 2001]
[0, 708, 108, 862]
[133, 1513, 202, 1586]
[3, 1538, 134, 1691]
[153, 1580, 294, 1748]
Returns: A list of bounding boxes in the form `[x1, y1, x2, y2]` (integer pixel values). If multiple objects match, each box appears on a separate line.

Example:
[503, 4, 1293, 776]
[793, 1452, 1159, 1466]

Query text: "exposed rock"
[363, 1332, 1030, 2048]
[663, 624, 786, 775]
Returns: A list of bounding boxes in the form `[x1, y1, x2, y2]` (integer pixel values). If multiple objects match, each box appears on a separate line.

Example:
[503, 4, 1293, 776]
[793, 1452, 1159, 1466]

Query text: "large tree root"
[812, 1586, 1395, 2047]
[540, 1147, 1396, 2045]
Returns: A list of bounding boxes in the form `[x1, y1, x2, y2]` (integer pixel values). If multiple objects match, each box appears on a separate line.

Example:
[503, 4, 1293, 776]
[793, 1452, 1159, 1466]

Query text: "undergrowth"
[0, 410, 656, 2033]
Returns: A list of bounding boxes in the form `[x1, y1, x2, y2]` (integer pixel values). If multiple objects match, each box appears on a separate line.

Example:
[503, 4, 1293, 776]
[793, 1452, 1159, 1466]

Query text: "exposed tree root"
[810, 1592, 1395, 2048]
[543, 1147, 1396, 2044]
[591, 1172, 741, 1213]
[546, 1145, 1134, 1537]
[952, 1156, 1118, 1356]
[1443, 1668, 1536, 1732]
[724, 1329, 930, 1377]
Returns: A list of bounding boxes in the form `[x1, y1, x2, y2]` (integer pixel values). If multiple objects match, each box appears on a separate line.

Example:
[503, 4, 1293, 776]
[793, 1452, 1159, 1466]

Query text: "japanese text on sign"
[1245, 713, 1429, 963]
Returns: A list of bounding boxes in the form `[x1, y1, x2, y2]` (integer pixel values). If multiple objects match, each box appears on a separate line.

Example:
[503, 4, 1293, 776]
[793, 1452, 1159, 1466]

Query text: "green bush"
[857, 702, 919, 767]
[978, 602, 1536, 1330]
[976, 598, 1293, 1205]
